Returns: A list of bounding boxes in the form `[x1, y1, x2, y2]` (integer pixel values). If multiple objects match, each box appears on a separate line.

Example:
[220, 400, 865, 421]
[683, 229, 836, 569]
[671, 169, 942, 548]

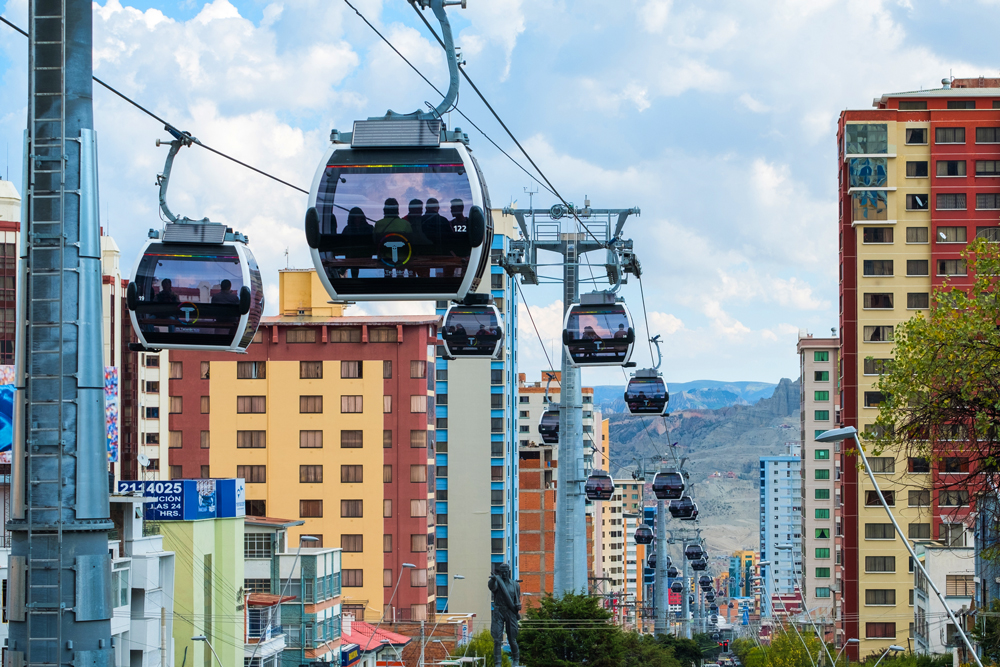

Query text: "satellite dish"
[137, 454, 150, 468]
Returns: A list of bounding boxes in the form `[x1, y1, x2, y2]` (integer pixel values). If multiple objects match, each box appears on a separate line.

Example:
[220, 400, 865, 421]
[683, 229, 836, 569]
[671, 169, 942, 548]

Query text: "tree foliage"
[972, 598, 1000, 664]
[657, 633, 704, 667]
[452, 629, 512, 667]
[871, 239, 1000, 525]
[730, 628, 822, 667]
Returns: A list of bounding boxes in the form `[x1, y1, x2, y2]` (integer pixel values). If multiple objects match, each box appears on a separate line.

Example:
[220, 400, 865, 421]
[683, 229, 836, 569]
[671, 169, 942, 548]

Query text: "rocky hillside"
[607, 377, 801, 556]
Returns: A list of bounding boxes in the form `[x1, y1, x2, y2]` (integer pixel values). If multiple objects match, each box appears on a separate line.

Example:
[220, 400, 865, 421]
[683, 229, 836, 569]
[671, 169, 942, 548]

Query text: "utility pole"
[502, 203, 639, 595]
[654, 497, 668, 635]
[9, 1, 114, 666]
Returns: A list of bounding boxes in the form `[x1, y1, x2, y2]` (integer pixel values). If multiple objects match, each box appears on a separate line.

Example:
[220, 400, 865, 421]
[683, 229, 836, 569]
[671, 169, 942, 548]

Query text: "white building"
[913, 542, 975, 655]
[760, 445, 803, 617]
[244, 517, 304, 667]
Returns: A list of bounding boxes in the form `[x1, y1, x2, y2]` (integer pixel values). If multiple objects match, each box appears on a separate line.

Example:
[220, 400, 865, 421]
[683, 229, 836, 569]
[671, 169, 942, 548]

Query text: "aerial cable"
[513, 278, 556, 372]
[342, 0, 556, 198]
[638, 273, 656, 364]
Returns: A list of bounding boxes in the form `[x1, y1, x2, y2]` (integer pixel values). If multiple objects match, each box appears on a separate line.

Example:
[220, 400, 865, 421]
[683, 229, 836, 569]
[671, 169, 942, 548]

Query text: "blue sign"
[742, 608, 750, 626]
[341, 644, 360, 667]
[116, 478, 247, 521]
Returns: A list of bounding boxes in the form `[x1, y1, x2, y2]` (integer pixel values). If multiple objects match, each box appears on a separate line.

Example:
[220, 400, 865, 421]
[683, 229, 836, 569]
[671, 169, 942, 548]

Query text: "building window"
[411, 534, 427, 552]
[336, 430, 362, 449]
[410, 465, 427, 484]
[815, 509, 830, 519]
[940, 523, 967, 546]
[298, 430, 322, 448]
[906, 194, 929, 211]
[815, 548, 830, 559]
[383, 465, 392, 483]
[846, 124, 888, 154]
[908, 490, 930, 507]
[410, 499, 427, 517]
[937, 160, 967, 177]
[815, 469, 830, 480]
[300, 361, 323, 379]
[906, 259, 929, 276]
[369, 327, 398, 343]
[341, 535, 363, 553]
[245, 534, 272, 559]
[330, 327, 361, 343]
[899, 101, 927, 110]
[863, 293, 893, 309]
[866, 623, 896, 639]
[491, 394, 504, 409]
[246, 499, 266, 516]
[906, 227, 929, 243]
[341, 360, 362, 379]
[383, 395, 392, 413]
[237, 361, 266, 379]
[865, 490, 895, 506]
[286, 329, 317, 343]
[200, 431, 210, 449]
[815, 587, 832, 598]
[143, 433, 160, 445]
[905, 161, 928, 177]
[815, 489, 830, 500]
[937, 193, 967, 210]
[865, 523, 895, 540]
[300, 465, 323, 483]
[237, 465, 266, 483]
[938, 259, 968, 276]
[977, 193, 1000, 210]
[816, 528, 831, 539]
[343, 570, 363, 587]
[815, 449, 830, 460]
[939, 490, 970, 506]
[813, 351, 829, 362]
[169, 396, 182, 413]
[437, 394, 448, 406]
[169, 361, 182, 379]
[907, 293, 929, 309]
[169, 431, 182, 448]
[299, 500, 323, 517]
[908, 457, 930, 473]
[144, 381, 159, 393]
[869, 457, 895, 473]
[815, 567, 831, 578]
[862, 227, 894, 243]
[341, 395, 363, 413]
[409, 360, 427, 379]
[863, 326, 894, 343]
[341, 466, 364, 484]
[862, 260, 893, 276]
[383, 430, 393, 448]
[814, 410, 830, 421]
[169, 465, 182, 479]
[863, 391, 885, 408]
[491, 490, 504, 506]
[340, 499, 362, 517]
[411, 395, 427, 413]
[909, 523, 931, 539]
[814, 391, 830, 403]
[866, 589, 896, 606]
[936, 127, 966, 144]
[490, 369, 503, 385]
[383, 499, 392, 518]
[410, 569, 428, 587]
[946, 575, 975, 596]
[237, 431, 266, 449]
[865, 556, 895, 573]
[977, 226, 1000, 242]
[298, 395, 322, 413]
[976, 126, 1000, 143]
[814, 371, 829, 381]
[145, 355, 160, 368]
[905, 128, 927, 144]
[976, 160, 1000, 176]
[941, 456, 970, 472]
[410, 430, 427, 448]
[491, 418, 504, 433]
[948, 100, 976, 109]
[237, 396, 266, 413]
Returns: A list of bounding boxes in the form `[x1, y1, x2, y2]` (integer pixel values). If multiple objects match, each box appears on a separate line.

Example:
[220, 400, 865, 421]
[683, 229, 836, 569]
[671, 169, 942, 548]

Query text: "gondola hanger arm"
[156, 126, 210, 225]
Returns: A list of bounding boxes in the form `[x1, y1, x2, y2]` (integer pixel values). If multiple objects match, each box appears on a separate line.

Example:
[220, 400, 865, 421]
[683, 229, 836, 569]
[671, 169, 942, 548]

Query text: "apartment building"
[759, 447, 803, 618]
[517, 441, 555, 609]
[0, 178, 18, 367]
[797, 334, 840, 632]
[837, 78, 993, 658]
[913, 542, 975, 655]
[432, 209, 519, 623]
[168, 269, 438, 623]
[516, 371, 601, 467]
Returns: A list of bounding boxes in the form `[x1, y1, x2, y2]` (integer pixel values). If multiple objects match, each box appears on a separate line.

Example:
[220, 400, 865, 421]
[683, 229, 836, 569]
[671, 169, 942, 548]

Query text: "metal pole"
[554, 234, 584, 595]
[848, 432, 984, 667]
[9, 1, 114, 666]
[654, 498, 667, 635]
[682, 543, 691, 639]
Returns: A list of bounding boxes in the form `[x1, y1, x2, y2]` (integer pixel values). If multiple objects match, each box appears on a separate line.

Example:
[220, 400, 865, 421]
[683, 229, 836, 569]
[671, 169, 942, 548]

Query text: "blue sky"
[1, 0, 997, 385]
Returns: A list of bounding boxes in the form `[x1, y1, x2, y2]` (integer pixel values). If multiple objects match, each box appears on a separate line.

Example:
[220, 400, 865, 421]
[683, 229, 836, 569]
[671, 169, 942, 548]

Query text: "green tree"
[452, 629, 511, 667]
[518, 592, 625, 667]
[871, 239, 1000, 515]
[622, 632, 683, 667]
[656, 634, 704, 667]
[727, 628, 821, 667]
[973, 598, 1000, 664]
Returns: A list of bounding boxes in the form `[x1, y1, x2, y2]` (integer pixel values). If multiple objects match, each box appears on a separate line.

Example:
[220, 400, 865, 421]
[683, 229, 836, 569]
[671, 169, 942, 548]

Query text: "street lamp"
[191, 636, 223, 667]
[871, 645, 904, 667]
[833, 638, 860, 667]
[426, 574, 465, 666]
[248, 534, 319, 667]
[379, 638, 404, 664]
[364, 563, 416, 652]
[775, 544, 836, 667]
[816, 427, 984, 667]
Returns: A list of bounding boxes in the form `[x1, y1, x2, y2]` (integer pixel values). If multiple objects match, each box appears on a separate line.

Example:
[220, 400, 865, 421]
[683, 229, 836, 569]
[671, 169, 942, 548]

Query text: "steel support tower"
[8, 1, 114, 666]
[503, 203, 639, 595]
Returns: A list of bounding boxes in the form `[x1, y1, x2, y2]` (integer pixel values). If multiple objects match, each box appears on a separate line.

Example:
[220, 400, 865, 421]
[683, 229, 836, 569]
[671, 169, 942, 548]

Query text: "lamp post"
[776, 543, 837, 667]
[364, 563, 416, 653]
[871, 645, 904, 667]
[379, 638, 404, 665]
[191, 636, 223, 667]
[248, 534, 319, 667]
[833, 638, 860, 667]
[816, 427, 984, 667]
[424, 575, 464, 667]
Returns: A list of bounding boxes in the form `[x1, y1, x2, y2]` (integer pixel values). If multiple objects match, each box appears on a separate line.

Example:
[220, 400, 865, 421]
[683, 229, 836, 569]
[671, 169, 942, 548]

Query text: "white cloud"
[739, 93, 770, 113]
[458, 0, 525, 81]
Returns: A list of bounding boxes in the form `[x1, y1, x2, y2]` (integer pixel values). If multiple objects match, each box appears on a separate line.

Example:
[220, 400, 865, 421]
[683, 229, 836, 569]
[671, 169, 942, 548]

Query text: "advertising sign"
[341, 644, 361, 667]
[116, 478, 246, 521]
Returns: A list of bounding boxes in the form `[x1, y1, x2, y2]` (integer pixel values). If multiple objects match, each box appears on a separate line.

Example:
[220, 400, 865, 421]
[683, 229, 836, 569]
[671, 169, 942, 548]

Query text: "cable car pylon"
[502, 202, 639, 596]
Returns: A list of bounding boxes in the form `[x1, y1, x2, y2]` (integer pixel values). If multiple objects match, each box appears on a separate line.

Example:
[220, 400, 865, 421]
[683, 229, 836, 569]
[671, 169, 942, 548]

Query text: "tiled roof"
[341, 621, 411, 652]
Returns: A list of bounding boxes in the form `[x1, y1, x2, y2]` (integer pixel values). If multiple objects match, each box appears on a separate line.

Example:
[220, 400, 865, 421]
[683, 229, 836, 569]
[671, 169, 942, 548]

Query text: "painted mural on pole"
[0, 365, 14, 464]
[105, 366, 119, 463]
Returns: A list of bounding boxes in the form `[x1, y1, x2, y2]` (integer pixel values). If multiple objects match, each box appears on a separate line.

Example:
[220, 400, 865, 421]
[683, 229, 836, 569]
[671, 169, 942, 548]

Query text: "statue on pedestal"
[488, 563, 521, 667]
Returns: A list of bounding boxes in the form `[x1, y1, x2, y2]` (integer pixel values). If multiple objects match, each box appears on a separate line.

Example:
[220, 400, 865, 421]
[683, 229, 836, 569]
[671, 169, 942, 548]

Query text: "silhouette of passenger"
[211, 279, 241, 304]
[155, 278, 179, 303]
[421, 198, 450, 246]
[374, 199, 411, 236]
[582, 326, 601, 341]
[613, 323, 629, 339]
[341, 207, 376, 278]
[449, 198, 471, 259]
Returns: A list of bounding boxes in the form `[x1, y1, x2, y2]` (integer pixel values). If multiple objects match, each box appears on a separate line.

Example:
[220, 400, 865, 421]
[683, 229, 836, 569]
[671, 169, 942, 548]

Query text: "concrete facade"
[913, 542, 974, 656]
[759, 448, 803, 618]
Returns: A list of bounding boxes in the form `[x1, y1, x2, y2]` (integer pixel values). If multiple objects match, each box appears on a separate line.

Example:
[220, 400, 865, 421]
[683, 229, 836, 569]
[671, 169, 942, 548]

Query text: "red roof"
[247, 593, 297, 607]
[341, 621, 411, 651]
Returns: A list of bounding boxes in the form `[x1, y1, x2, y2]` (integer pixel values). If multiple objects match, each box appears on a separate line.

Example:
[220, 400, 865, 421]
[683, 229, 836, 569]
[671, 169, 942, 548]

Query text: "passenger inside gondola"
[155, 278, 179, 303]
[341, 207, 375, 278]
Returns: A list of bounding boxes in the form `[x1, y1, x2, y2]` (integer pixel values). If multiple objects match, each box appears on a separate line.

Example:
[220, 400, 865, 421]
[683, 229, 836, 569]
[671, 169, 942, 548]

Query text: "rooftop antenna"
[285, 247, 290, 269]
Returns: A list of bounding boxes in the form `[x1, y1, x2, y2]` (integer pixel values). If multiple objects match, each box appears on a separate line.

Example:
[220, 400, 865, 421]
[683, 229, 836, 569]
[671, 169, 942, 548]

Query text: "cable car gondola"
[670, 496, 696, 520]
[666, 566, 679, 579]
[562, 292, 634, 367]
[691, 558, 708, 571]
[538, 406, 559, 445]
[670, 581, 683, 594]
[706, 592, 717, 603]
[634, 524, 654, 545]
[684, 544, 704, 561]
[625, 369, 669, 415]
[127, 134, 264, 352]
[680, 503, 699, 521]
[585, 470, 615, 501]
[710, 604, 719, 614]
[652, 471, 685, 500]
[305, 2, 492, 302]
[699, 575, 712, 588]
[647, 553, 656, 570]
[440, 294, 503, 359]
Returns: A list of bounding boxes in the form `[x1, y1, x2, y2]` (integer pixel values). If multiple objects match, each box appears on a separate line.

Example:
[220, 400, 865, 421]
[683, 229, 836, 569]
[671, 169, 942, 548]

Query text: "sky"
[1, 0, 998, 385]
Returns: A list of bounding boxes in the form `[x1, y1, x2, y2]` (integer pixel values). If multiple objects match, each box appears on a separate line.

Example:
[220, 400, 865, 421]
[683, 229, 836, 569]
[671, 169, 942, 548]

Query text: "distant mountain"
[592, 380, 778, 414]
